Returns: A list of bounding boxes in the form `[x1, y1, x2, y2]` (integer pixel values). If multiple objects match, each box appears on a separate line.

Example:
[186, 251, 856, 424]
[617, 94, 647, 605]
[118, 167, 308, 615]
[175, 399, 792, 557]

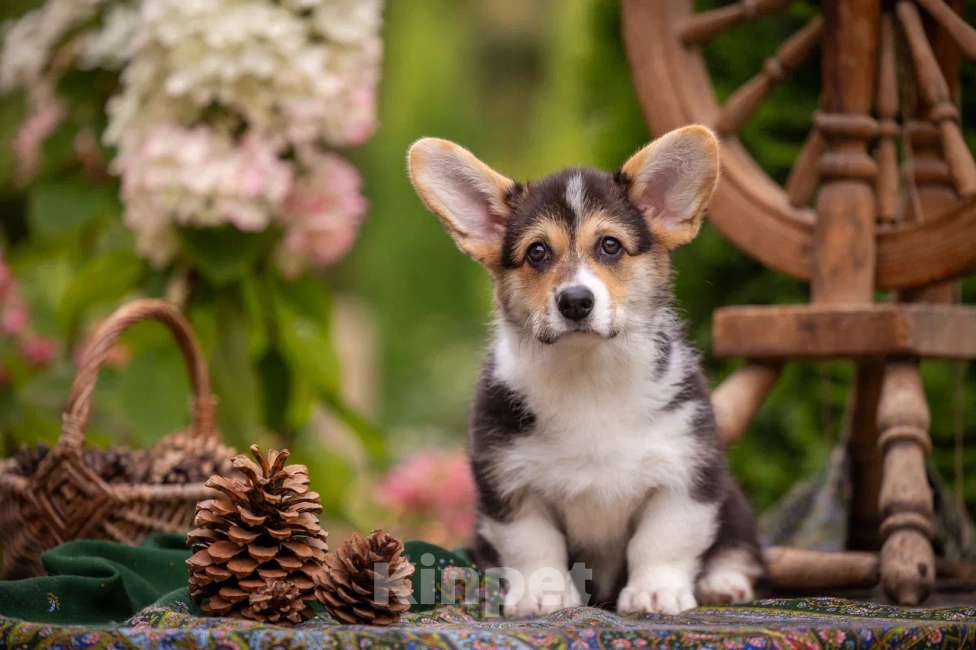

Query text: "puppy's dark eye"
[601, 237, 622, 257]
[527, 242, 549, 264]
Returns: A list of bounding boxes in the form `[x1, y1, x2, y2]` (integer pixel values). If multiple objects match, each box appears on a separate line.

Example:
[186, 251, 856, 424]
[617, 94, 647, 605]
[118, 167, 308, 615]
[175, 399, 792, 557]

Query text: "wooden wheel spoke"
[876, 14, 900, 223]
[915, 0, 976, 61]
[897, 1, 976, 198]
[678, 0, 799, 46]
[713, 15, 823, 137]
[786, 125, 826, 207]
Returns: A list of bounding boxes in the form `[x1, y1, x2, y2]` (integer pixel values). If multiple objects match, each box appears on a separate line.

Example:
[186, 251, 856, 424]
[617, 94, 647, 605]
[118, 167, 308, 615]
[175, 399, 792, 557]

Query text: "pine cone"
[149, 431, 235, 485]
[12, 442, 50, 476]
[315, 530, 415, 625]
[85, 446, 146, 484]
[186, 445, 328, 625]
[241, 579, 310, 625]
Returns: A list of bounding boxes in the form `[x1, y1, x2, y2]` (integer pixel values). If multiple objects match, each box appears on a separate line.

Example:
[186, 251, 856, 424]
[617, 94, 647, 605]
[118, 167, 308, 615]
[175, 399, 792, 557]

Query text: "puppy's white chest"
[498, 383, 696, 507]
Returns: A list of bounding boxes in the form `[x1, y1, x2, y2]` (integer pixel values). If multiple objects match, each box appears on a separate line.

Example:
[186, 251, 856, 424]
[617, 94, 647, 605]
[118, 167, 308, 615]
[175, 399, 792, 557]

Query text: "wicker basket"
[0, 299, 225, 580]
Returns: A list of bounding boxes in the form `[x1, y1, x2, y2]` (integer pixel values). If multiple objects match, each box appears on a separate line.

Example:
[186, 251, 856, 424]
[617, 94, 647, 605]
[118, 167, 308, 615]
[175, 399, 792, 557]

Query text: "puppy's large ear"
[620, 125, 720, 249]
[408, 138, 517, 269]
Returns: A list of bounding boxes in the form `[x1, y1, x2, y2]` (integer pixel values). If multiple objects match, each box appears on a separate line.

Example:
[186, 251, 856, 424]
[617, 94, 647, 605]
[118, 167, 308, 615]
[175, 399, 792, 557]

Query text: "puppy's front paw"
[618, 578, 697, 615]
[696, 569, 754, 606]
[503, 577, 581, 619]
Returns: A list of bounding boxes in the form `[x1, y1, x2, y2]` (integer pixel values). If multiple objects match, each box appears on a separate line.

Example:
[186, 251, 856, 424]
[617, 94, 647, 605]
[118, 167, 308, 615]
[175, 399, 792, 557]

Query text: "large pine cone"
[315, 530, 414, 625]
[186, 445, 328, 625]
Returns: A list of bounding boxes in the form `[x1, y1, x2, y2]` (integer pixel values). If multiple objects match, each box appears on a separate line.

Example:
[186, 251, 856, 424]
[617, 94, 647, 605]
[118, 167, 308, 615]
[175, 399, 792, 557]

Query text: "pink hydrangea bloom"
[375, 448, 477, 540]
[1, 302, 30, 336]
[21, 335, 58, 368]
[12, 94, 65, 184]
[275, 152, 367, 277]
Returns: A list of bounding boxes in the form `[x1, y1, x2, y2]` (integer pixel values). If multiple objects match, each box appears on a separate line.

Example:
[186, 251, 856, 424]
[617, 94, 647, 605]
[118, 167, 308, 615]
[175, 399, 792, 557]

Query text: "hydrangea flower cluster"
[0, 254, 59, 379]
[375, 448, 476, 546]
[1, 0, 382, 276]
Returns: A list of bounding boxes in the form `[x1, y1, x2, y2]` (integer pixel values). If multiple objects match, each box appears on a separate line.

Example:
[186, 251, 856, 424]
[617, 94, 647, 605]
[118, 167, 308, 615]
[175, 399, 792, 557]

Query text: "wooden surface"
[876, 361, 936, 605]
[712, 362, 783, 447]
[845, 361, 886, 552]
[712, 304, 976, 359]
[764, 547, 879, 590]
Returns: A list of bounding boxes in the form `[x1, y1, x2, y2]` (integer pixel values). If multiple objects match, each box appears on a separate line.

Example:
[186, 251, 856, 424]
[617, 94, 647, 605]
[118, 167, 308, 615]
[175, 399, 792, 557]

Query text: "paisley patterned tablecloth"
[2, 596, 975, 649]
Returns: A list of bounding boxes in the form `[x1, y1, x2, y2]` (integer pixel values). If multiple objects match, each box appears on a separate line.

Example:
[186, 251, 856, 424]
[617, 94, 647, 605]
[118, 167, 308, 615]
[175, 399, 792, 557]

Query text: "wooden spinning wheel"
[622, 0, 976, 605]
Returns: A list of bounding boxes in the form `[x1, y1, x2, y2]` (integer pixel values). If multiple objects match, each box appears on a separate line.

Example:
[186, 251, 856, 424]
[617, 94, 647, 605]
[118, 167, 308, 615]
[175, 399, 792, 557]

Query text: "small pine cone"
[241, 579, 310, 625]
[149, 430, 235, 485]
[186, 445, 327, 625]
[13, 442, 50, 476]
[315, 530, 415, 625]
[86, 446, 142, 484]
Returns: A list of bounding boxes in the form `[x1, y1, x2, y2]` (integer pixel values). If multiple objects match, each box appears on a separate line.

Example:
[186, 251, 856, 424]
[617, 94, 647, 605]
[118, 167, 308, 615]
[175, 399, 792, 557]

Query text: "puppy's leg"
[618, 489, 718, 615]
[480, 497, 581, 619]
[696, 547, 761, 605]
[696, 484, 763, 605]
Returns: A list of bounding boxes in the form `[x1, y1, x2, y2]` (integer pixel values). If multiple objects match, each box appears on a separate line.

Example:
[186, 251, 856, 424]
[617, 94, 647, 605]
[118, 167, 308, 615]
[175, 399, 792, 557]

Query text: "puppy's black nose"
[557, 286, 594, 322]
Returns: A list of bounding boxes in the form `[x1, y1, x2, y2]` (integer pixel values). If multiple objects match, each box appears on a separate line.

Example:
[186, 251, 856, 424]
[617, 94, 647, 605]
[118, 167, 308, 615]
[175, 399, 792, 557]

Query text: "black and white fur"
[407, 127, 763, 618]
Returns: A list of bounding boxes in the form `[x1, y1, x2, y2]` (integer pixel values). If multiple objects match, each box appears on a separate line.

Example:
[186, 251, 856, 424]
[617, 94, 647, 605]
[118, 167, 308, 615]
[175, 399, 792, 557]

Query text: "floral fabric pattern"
[2, 597, 974, 649]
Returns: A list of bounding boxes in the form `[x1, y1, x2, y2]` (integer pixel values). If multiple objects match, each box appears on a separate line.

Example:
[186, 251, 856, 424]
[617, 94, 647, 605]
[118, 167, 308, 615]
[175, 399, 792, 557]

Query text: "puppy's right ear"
[408, 138, 517, 269]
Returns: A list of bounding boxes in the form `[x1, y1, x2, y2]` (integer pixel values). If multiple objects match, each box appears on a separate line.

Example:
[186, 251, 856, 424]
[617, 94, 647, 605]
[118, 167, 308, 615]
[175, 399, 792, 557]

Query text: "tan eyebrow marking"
[512, 216, 571, 261]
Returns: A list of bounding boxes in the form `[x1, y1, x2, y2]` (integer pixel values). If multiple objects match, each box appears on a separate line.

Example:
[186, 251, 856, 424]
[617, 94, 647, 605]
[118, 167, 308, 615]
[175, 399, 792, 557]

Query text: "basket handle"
[60, 299, 218, 449]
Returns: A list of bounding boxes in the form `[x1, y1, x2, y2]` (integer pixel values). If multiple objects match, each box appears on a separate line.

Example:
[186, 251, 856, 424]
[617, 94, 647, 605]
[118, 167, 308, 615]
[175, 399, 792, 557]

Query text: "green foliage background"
[1, 0, 974, 529]
[344, 0, 976, 520]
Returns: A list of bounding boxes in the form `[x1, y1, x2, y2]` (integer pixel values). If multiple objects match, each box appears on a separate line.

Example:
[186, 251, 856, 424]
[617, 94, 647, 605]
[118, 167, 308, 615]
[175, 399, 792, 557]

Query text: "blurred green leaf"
[240, 272, 270, 356]
[320, 389, 387, 465]
[271, 278, 384, 463]
[116, 346, 192, 446]
[18, 359, 75, 413]
[294, 434, 353, 516]
[179, 227, 277, 286]
[58, 250, 143, 327]
[211, 300, 263, 446]
[273, 274, 331, 324]
[259, 347, 291, 433]
[275, 299, 340, 395]
[27, 179, 117, 239]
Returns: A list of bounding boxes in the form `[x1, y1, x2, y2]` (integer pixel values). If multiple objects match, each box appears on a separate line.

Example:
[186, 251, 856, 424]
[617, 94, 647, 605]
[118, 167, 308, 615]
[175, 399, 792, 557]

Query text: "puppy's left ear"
[620, 125, 720, 249]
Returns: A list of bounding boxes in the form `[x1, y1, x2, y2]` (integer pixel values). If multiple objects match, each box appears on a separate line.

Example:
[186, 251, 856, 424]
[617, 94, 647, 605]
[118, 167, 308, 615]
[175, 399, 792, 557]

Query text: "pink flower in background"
[21, 335, 58, 369]
[1, 302, 29, 336]
[343, 86, 378, 147]
[0, 254, 31, 336]
[276, 152, 368, 277]
[12, 93, 65, 184]
[376, 448, 477, 542]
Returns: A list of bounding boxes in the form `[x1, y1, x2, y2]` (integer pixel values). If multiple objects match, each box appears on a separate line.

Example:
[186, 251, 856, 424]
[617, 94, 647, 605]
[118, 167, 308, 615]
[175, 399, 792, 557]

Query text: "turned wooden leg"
[846, 360, 886, 551]
[712, 361, 783, 448]
[876, 360, 935, 605]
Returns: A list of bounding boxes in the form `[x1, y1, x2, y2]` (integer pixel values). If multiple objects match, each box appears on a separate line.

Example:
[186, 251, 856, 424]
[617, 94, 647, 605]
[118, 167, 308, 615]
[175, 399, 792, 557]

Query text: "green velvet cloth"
[0, 534, 193, 625]
[0, 533, 475, 626]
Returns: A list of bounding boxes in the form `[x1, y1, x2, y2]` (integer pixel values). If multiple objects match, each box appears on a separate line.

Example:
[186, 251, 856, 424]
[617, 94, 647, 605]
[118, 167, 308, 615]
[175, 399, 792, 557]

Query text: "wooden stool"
[621, 0, 976, 604]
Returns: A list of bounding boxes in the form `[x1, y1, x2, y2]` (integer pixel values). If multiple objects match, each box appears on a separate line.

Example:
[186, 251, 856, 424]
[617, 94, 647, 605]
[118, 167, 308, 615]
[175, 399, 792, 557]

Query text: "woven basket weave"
[0, 299, 224, 580]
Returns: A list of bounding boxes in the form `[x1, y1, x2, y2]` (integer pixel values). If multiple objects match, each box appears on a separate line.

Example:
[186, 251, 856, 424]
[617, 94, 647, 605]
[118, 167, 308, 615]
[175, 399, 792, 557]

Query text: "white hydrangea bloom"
[117, 123, 295, 265]
[3, 0, 384, 274]
[78, 4, 141, 71]
[0, 0, 108, 91]
[312, 0, 383, 45]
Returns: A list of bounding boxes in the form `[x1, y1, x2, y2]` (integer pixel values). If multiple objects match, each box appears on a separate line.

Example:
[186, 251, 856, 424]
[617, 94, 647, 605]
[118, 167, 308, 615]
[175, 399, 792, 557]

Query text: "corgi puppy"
[407, 126, 763, 618]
